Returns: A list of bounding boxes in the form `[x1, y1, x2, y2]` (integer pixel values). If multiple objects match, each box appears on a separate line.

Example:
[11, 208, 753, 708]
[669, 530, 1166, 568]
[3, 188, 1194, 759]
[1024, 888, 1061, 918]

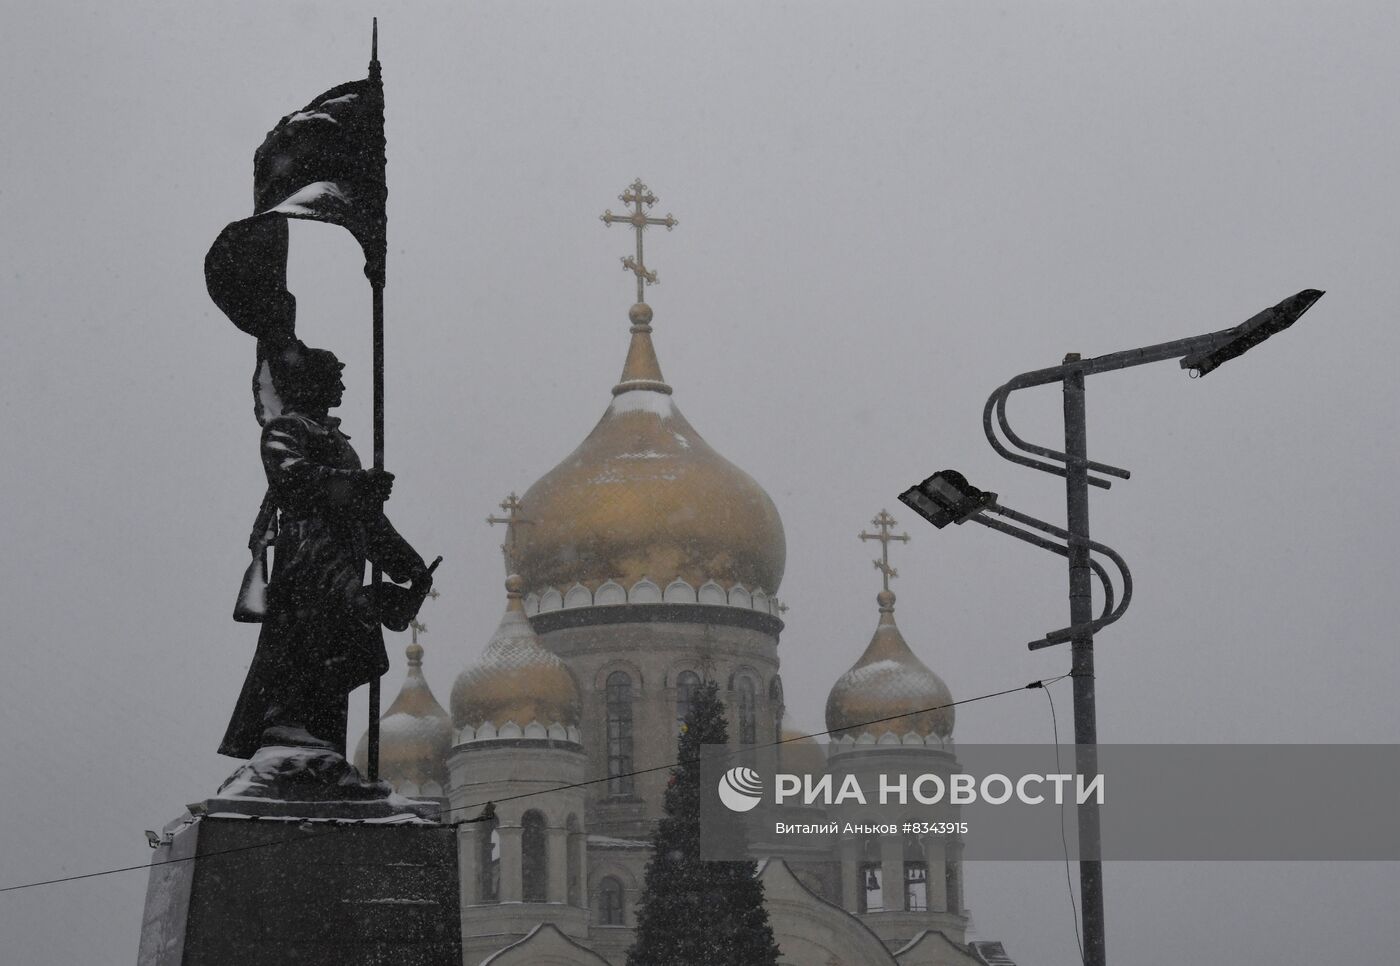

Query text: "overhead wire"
[0, 674, 1064, 895]
[437, 677, 1048, 822]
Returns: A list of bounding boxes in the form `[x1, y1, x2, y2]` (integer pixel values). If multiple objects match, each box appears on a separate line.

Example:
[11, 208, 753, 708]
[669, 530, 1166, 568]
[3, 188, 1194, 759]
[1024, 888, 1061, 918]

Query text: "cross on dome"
[486, 491, 534, 559]
[600, 179, 678, 305]
[408, 586, 438, 647]
[859, 509, 910, 593]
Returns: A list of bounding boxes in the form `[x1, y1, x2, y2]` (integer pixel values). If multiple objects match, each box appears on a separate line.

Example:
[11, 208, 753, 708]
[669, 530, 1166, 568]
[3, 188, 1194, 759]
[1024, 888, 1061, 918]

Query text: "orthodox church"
[353, 185, 1021, 966]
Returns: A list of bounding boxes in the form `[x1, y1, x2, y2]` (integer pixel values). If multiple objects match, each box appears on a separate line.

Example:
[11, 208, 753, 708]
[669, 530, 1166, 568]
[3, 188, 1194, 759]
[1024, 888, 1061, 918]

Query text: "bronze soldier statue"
[219, 342, 432, 762]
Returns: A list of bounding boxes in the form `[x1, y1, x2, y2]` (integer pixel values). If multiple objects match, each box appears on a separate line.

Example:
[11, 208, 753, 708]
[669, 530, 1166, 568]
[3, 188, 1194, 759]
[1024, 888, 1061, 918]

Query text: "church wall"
[477, 923, 613, 966]
[827, 745, 970, 948]
[583, 925, 632, 966]
[448, 742, 592, 965]
[893, 930, 990, 966]
[534, 610, 782, 840]
[447, 619, 997, 964]
[447, 742, 587, 831]
[581, 838, 646, 959]
[759, 859, 899, 966]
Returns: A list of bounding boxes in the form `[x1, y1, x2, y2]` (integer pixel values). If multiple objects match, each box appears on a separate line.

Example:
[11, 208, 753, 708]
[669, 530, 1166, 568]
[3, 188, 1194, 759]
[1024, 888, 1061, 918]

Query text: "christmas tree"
[625, 680, 781, 966]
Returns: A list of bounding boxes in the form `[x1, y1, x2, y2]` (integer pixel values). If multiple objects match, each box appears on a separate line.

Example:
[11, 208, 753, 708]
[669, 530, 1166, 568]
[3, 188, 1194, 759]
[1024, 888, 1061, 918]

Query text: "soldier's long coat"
[219, 411, 424, 759]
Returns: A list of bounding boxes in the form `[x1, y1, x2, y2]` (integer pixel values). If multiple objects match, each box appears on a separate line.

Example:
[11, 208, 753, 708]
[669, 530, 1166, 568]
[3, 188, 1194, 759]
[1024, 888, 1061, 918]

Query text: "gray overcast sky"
[2, 2, 1397, 964]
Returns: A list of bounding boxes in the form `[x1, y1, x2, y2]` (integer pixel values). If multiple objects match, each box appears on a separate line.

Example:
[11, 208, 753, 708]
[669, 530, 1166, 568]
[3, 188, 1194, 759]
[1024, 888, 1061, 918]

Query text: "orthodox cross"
[859, 509, 910, 592]
[601, 179, 678, 304]
[486, 491, 534, 559]
[409, 586, 440, 645]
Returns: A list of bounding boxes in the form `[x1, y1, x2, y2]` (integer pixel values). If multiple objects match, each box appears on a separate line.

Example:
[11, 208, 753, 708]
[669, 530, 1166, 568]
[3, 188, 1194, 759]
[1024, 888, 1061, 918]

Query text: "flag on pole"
[205, 71, 386, 345]
[211, 28, 401, 783]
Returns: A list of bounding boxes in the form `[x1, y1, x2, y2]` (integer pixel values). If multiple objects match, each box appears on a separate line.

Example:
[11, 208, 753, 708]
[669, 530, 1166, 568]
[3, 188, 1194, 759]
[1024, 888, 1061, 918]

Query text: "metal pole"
[366, 17, 385, 784]
[368, 280, 384, 782]
[1063, 355, 1105, 965]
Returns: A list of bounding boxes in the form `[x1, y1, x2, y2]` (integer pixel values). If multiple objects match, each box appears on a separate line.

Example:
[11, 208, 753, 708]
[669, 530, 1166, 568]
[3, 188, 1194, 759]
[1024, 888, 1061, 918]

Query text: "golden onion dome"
[825, 591, 954, 740]
[508, 302, 786, 596]
[778, 716, 829, 776]
[451, 575, 582, 729]
[353, 641, 453, 790]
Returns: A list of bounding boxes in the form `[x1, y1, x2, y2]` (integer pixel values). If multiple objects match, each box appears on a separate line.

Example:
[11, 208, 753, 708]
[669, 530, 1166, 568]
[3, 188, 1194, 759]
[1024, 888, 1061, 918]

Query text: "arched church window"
[606, 671, 635, 796]
[858, 862, 883, 914]
[478, 814, 500, 903]
[904, 833, 928, 911]
[736, 675, 757, 745]
[676, 670, 701, 730]
[904, 861, 929, 911]
[521, 811, 547, 902]
[599, 876, 625, 926]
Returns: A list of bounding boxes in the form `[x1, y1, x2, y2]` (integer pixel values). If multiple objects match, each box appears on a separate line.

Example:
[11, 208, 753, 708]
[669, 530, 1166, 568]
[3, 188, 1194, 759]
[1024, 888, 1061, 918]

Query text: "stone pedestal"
[138, 812, 461, 966]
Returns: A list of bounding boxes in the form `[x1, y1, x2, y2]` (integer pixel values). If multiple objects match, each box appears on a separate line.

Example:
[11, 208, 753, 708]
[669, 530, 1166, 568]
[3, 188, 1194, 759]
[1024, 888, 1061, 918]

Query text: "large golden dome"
[508, 303, 786, 596]
[353, 641, 453, 791]
[451, 576, 582, 729]
[825, 591, 954, 740]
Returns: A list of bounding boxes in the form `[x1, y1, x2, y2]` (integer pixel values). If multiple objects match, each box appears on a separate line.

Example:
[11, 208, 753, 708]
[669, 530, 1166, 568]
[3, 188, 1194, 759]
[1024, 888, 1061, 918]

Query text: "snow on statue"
[220, 342, 432, 759]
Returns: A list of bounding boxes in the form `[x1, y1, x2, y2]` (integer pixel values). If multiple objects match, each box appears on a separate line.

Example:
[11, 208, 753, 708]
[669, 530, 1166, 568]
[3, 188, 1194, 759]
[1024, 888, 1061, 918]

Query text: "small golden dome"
[451, 576, 581, 729]
[778, 716, 828, 776]
[353, 641, 453, 790]
[508, 308, 786, 595]
[824, 591, 954, 740]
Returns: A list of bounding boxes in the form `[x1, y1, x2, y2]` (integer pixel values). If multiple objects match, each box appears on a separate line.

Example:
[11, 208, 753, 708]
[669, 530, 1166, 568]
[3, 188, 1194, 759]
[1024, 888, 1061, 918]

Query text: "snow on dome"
[451, 576, 582, 731]
[506, 306, 785, 596]
[353, 641, 453, 791]
[824, 591, 954, 740]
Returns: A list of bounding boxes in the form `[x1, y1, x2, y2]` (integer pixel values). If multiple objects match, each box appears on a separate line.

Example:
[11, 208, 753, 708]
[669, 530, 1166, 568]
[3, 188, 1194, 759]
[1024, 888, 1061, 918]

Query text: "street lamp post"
[900, 288, 1323, 966]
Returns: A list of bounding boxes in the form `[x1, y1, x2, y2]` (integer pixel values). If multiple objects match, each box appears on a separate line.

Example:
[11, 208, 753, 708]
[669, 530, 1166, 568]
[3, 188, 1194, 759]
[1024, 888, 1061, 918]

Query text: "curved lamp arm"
[969, 512, 1121, 645]
[981, 386, 1110, 487]
[976, 503, 1134, 650]
[996, 385, 1131, 481]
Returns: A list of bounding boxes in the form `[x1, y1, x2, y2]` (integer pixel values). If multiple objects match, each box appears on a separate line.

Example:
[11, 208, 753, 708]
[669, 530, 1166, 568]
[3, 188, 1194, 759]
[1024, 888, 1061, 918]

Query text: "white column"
[881, 836, 905, 913]
[571, 831, 589, 907]
[923, 836, 948, 912]
[546, 827, 570, 903]
[839, 837, 859, 913]
[497, 825, 523, 903]
[458, 825, 481, 905]
[946, 838, 964, 914]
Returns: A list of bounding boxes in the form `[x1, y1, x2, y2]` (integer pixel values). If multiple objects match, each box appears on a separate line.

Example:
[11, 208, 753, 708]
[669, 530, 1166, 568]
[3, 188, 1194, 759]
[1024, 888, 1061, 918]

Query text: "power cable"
[0, 676, 1057, 895]
[438, 678, 1048, 822]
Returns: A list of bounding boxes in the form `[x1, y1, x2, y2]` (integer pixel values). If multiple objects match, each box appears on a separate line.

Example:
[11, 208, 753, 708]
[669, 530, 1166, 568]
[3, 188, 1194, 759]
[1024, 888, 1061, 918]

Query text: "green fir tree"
[625, 680, 781, 966]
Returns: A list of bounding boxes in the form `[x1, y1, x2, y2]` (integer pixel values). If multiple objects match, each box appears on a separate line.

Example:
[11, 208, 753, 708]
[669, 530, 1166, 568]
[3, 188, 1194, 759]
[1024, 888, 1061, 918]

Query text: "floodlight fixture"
[898, 487, 950, 528]
[899, 470, 998, 529]
[1181, 288, 1324, 377]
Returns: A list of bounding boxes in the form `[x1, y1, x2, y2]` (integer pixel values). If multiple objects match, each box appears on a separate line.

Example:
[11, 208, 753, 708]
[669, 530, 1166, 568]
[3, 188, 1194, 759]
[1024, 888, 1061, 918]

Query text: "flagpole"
[367, 16, 385, 783]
